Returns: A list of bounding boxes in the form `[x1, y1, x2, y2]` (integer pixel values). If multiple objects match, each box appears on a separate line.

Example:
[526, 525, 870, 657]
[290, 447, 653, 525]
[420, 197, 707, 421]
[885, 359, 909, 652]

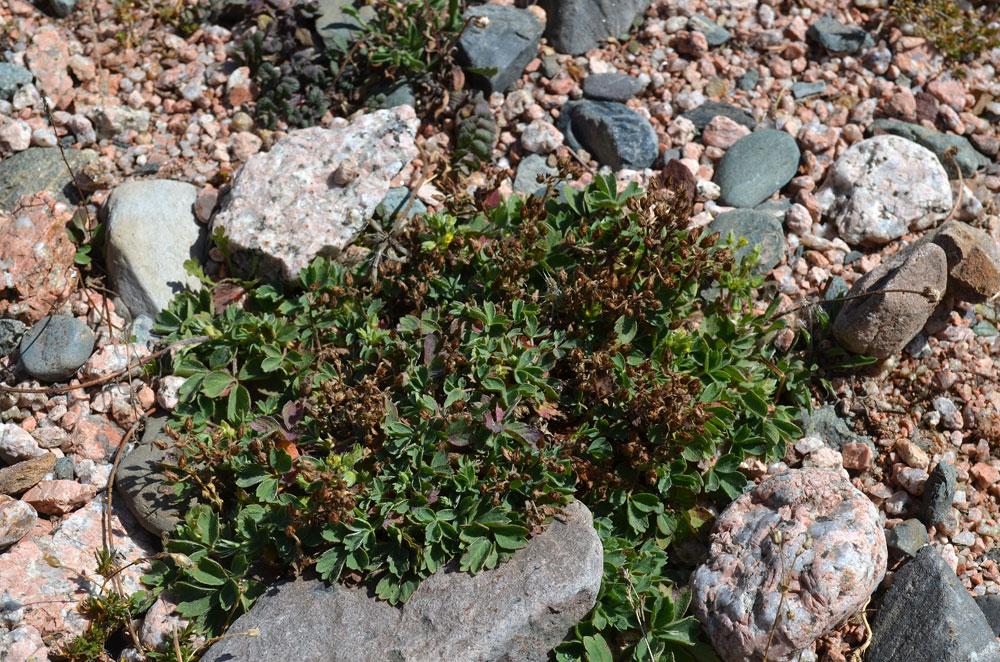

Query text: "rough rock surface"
[691, 468, 886, 662]
[559, 100, 658, 170]
[867, 546, 1000, 662]
[537, 0, 651, 55]
[211, 107, 419, 283]
[806, 16, 874, 54]
[885, 518, 930, 558]
[18, 315, 95, 383]
[929, 220, 1000, 303]
[0, 453, 57, 496]
[115, 416, 195, 537]
[832, 242, 947, 358]
[974, 594, 1000, 637]
[0, 193, 79, 324]
[582, 73, 645, 101]
[714, 130, 800, 208]
[0, 495, 156, 640]
[457, 5, 543, 94]
[923, 461, 957, 527]
[0, 495, 37, 549]
[105, 179, 207, 319]
[870, 118, 990, 179]
[202, 500, 603, 662]
[817, 135, 952, 246]
[21, 480, 98, 515]
[681, 101, 756, 131]
[0, 147, 95, 212]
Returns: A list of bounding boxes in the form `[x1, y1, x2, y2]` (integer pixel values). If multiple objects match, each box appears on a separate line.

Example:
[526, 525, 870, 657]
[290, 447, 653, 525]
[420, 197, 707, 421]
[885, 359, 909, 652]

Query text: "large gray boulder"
[832, 242, 947, 359]
[867, 545, 1000, 662]
[105, 180, 206, 320]
[0, 147, 96, 212]
[456, 5, 543, 94]
[538, 0, 650, 55]
[201, 500, 603, 662]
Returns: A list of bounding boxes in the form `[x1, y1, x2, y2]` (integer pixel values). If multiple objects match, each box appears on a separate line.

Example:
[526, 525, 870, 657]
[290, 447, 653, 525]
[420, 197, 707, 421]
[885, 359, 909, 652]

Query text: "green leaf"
[614, 315, 638, 345]
[582, 634, 614, 662]
[460, 537, 492, 573]
[255, 477, 279, 501]
[189, 557, 227, 586]
[974, 320, 999, 337]
[201, 371, 235, 398]
[227, 384, 251, 420]
[172, 581, 214, 617]
[741, 388, 769, 418]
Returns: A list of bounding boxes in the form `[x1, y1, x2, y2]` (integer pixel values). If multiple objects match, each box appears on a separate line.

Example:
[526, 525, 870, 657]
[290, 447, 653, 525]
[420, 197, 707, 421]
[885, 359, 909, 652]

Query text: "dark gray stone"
[797, 405, 874, 451]
[754, 197, 792, 218]
[126, 315, 157, 350]
[115, 416, 196, 537]
[375, 187, 427, 220]
[885, 519, 930, 558]
[708, 209, 785, 275]
[457, 5, 543, 94]
[53, 456, 74, 481]
[792, 81, 826, 99]
[18, 315, 95, 383]
[0, 319, 26, 356]
[715, 130, 800, 208]
[383, 80, 415, 109]
[974, 595, 1000, 637]
[824, 275, 848, 301]
[922, 461, 956, 527]
[49, 0, 76, 16]
[870, 119, 990, 179]
[558, 100, 658, 170]
[681, 101, 756, 131]
[537, 0, 651, 55]
[315, 0, 375, 53]
[0, 63, 32, 101]
[688, 14, 731, 46]
[513, 154, 558, 196]
[201, 501, 603, 662]
[0, 147, 97, 212]
[582, 73, 645, 101]
[737, 69, 759, 91]
[867, 546, 1000, 662]
[541, 55, 560, 79]
[807, 16, 875, 54]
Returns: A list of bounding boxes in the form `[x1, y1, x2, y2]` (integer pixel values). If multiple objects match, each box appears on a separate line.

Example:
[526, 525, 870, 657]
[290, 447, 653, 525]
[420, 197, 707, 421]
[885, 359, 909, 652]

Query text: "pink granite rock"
[0, 423, 47, 465]
[66, 414, 124, 462]
[24, 28, 74, 110]
[0, 193, 78, 324]
[0, 494, 37, 548]
[211, 107, 420, 283]
[0, 495, 156, 640]
[815, 135, 952, 246]
[21, 480, 98, 515]
[702, 116, 750, 149]
[691, 468, 886, 662]
[2, 624, 49, 662]
[140, 591, 204, 652]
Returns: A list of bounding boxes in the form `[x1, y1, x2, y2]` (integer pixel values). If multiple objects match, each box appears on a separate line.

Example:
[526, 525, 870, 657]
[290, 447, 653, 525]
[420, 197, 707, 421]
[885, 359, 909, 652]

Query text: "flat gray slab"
[202, 501, 603, 662]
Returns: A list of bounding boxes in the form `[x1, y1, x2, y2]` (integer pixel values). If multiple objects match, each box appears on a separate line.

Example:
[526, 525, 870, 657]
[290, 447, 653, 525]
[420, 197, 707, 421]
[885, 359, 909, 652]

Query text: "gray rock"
[115, 416, 195, 537]
[807, 16, 875, 54]
[0, 147, 96, 212]
[375, 187, 427, 220]
[708, 209, 785, 275]
[0, 320, 26, 357]
[832, 242, 948, 359]
[755, 197, 792, 218]
[52, 456, 74, 481]
[582, 73, 645, 101]
[18, 315, 95, 383]
[885, 519, 929, 558]
[870, 118, 990, 179]
[922, 461, 956, 527]
[126, 315, 157, 349]
[202, 500, 603, 662]
[537, 0, 651, 55]
[49, 0, 76, 17]
[796, 405, 874, 451]
[715, 130, 800, 208]
[0, 63, 32, 101]
[457, 5, 543, 94]
[688, 14, 731, 46]
[737, 69, 759, 91]
[513, 153, 558, 196]
[104, 180, 207, 320]
[974, 595, 1000, 637]
[681, 101, 756, 131]
[315, 0, 375, 53]
[867, 546, 1000, 662]
[382, 80, 415, 109]
[559, 100, 658, 170]
[792, 81, 826, 99]
[540, 54, 560, 79]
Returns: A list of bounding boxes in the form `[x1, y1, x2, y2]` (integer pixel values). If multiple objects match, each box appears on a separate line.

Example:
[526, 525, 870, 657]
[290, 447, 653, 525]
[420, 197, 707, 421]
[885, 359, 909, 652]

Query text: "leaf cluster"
[146, 173, 809, 660]
[891, 0, 1000, 64]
